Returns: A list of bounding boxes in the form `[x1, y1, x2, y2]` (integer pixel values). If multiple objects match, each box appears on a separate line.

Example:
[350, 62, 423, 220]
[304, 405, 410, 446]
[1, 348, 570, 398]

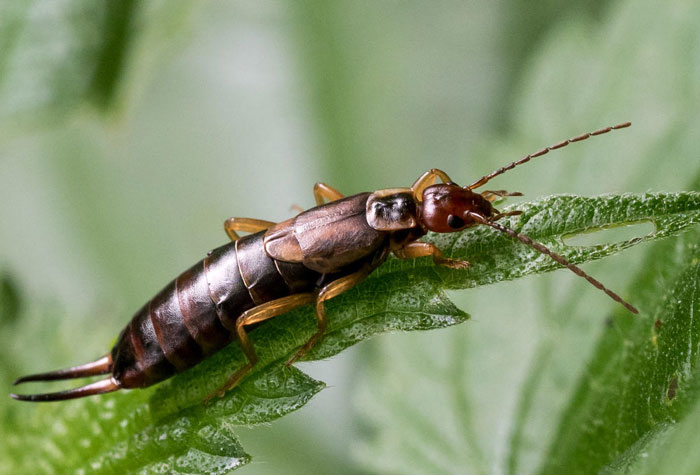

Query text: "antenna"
[467, 122, 631, 191]
[468, 212, 638, 314]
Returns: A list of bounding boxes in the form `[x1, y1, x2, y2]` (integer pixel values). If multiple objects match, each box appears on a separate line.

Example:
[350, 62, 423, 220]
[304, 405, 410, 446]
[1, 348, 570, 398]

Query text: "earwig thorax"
[366, 190, 419, 231]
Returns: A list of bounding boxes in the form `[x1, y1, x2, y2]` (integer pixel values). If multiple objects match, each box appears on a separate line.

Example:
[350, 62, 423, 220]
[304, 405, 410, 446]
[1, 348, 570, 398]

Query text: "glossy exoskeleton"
[11, 122, 636, 402]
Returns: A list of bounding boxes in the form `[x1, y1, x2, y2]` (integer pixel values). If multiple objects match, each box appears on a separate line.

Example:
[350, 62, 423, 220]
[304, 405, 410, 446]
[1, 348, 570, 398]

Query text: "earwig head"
[420, 184, 494, 233]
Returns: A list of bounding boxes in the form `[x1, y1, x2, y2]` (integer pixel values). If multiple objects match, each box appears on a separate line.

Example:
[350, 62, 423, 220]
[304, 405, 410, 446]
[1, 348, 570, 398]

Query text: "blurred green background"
[1, 0, 699, 473]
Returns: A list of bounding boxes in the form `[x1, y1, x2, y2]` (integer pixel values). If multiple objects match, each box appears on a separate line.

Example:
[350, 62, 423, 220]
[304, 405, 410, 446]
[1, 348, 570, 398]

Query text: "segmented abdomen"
[111, 231, 319, 389]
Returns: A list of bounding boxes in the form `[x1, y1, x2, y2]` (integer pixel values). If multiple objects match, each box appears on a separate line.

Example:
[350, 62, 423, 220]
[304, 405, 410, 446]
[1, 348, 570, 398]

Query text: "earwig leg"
[394, 242, 470, 270]
[482, 190, 523, 203]
[484, 190, 523, 197]
[285, 267, 371, 366]
[204, 293, 316, 403]
[224, 217, 276, 241]
[493, 210, 523, 220]
[313, 183, 345, 205]
[411, 168, 454, 201]
[289, 184, 343, 212]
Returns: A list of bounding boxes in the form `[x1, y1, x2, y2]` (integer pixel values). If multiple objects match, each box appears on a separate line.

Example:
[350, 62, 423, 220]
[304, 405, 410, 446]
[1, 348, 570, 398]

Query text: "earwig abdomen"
[235, 231, 292, 304]
[111, 231, 326, 389]
[176, 261, 231, 355]
[13, 195, 390, 401]
[111, 303, 177, 388]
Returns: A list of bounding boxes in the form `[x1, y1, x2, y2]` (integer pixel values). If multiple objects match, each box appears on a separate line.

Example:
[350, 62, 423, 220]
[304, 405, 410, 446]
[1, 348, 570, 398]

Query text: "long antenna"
[467, 122, 631, 190]
[468, 212, 638, 314]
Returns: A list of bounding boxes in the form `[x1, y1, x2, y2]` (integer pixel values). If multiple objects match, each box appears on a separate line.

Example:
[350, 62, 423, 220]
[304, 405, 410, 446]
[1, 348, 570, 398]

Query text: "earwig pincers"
[11, 121, 637, 403]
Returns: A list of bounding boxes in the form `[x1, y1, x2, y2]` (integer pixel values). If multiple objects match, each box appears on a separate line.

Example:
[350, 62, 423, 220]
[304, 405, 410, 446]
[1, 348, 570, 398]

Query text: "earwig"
[11, 122, 637, 403]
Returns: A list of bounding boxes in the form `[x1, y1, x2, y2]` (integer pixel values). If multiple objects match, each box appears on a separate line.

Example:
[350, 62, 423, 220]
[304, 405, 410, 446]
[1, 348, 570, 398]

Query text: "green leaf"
[79, 365, 323, 473]
[382, 192, 700, 294]
[3, 191, 699, 473]
[2, 259, 465, 473]
[465, 1, 700, 473]
[622, 391, 700, 475]
[354, 192, 700, 475]
[541, 231, 700, 474]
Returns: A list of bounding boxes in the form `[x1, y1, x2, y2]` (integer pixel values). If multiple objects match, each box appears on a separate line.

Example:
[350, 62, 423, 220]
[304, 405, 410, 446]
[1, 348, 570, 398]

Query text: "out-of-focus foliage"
[0, 274, 20, 325]
[2, 0, 700, 474]
[0, 0, 192, 128]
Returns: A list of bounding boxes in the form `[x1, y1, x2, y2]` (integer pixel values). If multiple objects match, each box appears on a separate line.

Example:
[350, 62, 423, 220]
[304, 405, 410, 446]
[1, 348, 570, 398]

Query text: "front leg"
[394, 242, 470, 270]
[410, 168, 454, 201]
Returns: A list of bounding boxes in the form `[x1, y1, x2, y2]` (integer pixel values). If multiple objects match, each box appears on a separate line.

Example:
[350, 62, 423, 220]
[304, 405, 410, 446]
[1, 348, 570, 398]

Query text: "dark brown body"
[12, 121, 636, 402]
[113, 192, 391, 389]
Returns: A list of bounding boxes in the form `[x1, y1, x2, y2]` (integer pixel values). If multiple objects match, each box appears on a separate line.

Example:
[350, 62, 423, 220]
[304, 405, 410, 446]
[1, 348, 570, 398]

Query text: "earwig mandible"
[11, 121, 637, 403]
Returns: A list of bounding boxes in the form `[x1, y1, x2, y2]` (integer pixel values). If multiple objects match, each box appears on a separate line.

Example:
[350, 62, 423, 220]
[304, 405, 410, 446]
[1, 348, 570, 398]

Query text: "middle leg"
[313, 182, 345, 205]
[290, 182, 345, 213]
[224, 217, 276, 241]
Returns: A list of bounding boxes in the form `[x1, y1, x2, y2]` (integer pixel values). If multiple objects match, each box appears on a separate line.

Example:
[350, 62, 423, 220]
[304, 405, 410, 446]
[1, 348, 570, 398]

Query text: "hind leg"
[204, 293, 315, 402]
[286, 267, 370, 366]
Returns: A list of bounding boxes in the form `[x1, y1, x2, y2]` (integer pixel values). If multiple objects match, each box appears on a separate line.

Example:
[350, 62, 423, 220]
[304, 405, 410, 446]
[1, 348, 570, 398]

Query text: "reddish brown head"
[419, 183, 494, 233]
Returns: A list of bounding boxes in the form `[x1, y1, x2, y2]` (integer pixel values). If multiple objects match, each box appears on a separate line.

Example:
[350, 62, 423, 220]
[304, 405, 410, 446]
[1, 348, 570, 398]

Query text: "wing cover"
[264, 193, 387, 273]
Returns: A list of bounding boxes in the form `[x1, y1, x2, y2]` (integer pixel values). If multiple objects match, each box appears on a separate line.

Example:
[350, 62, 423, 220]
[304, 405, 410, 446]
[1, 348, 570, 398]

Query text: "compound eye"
[447, 214, 465, 229]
